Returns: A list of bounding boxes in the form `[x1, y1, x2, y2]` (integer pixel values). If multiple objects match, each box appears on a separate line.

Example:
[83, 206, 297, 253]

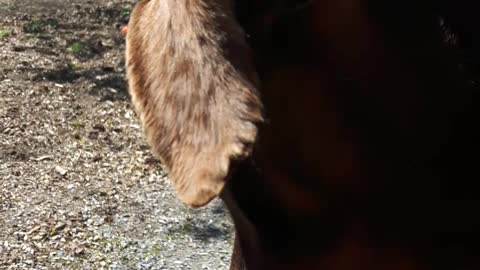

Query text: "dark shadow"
[211, 203, 228, 215]
[166, 218, 232, 242]
[33, 64, 129, 101]
[36, 66, 82, 83]
[191, 223, 231, 242]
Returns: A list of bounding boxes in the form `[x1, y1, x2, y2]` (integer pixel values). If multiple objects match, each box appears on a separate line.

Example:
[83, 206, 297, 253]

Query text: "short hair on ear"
[126, 0, 264, 207]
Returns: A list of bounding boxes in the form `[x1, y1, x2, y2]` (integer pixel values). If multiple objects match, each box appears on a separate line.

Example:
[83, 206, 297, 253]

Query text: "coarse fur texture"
[126, 0, 264, 207]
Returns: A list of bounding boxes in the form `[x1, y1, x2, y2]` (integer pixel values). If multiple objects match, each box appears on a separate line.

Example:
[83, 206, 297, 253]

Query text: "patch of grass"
[24, 21, 43, 33]
[70, 121, 85, 128]
[50, 228, 58, 237]
[66, 42, 85, 55]
[65, 260, 83, 270]
[0, 2, 14, 12]
[149, 242, 162, 255]
[0, 28, 12, 40]
[121, 9, 131, 19]
[68, 62, 83, 71]
[44, 18, 59, 28]
[24, 18, 58, 34]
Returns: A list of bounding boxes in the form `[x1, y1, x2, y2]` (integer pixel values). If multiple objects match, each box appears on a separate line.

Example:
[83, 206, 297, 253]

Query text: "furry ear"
[126, 0, 263, 207]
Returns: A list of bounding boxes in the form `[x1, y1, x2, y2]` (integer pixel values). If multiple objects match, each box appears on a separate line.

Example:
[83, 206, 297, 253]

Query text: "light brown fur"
[126, 0, 263, 207]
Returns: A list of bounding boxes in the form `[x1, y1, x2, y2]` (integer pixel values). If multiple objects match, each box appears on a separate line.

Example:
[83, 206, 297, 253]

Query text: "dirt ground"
[0, 1, 234, 269]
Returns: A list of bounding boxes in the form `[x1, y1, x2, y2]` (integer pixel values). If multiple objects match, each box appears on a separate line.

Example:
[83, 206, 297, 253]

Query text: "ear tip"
[174, 174, 227, 208]
[180, 195, 216, 208]
[177, 186, 224, 208]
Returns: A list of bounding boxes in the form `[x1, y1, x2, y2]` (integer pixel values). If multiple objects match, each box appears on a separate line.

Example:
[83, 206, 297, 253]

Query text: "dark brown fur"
[126, 0, 480, 269]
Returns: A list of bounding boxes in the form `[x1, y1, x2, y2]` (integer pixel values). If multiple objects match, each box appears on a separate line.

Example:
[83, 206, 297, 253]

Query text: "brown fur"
[126, 0, 263, 207]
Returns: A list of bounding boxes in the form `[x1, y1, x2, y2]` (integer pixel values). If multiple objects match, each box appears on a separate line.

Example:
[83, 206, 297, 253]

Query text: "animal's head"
[125, 0, 480, 269]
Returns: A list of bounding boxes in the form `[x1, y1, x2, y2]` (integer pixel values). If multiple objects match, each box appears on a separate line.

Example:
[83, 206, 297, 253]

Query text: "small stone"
[55, 223, 67, 231]
[74, 246, 85, 255]
[33, 155, 52, 161]
[93, 123, 106, 132]
[55, 166, 68, 176]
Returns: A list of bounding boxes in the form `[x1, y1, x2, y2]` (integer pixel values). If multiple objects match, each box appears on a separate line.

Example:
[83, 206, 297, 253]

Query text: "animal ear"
[126, 0, 263, 207]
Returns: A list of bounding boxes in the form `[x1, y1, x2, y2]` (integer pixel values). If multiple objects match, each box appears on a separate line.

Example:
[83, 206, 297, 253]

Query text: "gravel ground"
[0, 1, 234, 269]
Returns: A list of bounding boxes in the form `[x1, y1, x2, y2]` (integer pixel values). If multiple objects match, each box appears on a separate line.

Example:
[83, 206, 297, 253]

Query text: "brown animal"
[126, 0, 480, 269]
